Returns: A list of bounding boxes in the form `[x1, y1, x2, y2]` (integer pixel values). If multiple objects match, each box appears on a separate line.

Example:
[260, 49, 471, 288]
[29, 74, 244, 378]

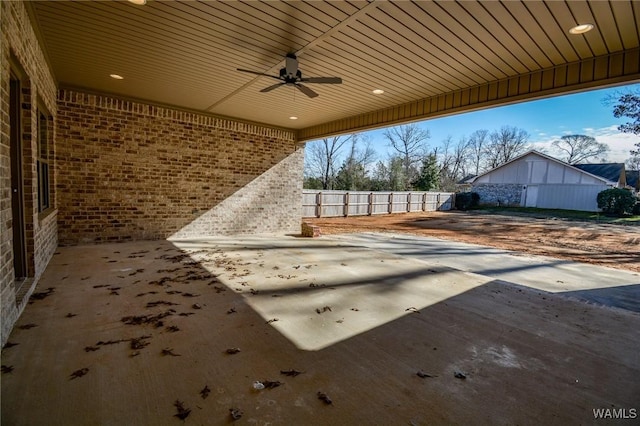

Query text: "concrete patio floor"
[2, 233, 639, 425]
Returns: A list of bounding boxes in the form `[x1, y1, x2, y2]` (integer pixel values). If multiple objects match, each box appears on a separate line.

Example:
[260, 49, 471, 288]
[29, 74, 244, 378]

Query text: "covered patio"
[2, 234, 639, 424]
[2, 1, 640, 424]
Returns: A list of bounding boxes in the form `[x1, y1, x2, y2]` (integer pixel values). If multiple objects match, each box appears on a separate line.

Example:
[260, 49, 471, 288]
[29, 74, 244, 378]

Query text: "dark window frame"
[37, 103, 52, 213]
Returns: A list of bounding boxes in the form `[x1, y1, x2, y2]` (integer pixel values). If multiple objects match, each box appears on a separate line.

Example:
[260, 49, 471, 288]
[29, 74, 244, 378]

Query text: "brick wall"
[57, 90, 303, 245]
[1, 1, 58, 346]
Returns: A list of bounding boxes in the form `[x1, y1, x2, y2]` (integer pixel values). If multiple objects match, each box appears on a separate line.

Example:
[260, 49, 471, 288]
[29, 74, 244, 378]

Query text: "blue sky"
[338, 82, 640, 164]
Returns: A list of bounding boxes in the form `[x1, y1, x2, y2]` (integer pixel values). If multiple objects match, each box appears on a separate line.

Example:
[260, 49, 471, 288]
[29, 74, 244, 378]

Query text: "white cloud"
[530, 126, 639, 163]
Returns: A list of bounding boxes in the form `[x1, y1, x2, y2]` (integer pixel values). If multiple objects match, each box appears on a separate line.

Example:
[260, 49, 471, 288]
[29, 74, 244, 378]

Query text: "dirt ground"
[308, 211, 640, 273]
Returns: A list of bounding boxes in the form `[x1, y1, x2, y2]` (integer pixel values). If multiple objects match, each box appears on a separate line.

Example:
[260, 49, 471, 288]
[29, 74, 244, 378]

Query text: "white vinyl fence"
[303, 190, 454, 218]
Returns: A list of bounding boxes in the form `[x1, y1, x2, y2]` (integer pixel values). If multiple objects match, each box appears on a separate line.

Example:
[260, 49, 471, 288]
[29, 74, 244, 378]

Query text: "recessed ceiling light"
[569, 24, 594, 34]
[110, 74, 124, 80]
[128, 0, 147, 5]
[372, 89, 385, 95]
[289, 116, 298, 120]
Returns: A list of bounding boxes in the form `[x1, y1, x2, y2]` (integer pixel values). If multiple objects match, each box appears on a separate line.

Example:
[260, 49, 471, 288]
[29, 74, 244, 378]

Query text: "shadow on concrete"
[559, 283, 640, 313]
[2, 238, 640, 425]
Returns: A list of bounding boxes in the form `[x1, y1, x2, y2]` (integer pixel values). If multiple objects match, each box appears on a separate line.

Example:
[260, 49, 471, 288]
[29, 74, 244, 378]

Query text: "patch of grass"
[476, 206, 640, 225]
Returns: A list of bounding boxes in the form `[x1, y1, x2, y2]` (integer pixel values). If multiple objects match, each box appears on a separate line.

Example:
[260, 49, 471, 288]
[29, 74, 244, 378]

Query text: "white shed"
[470, 151, 615, 211]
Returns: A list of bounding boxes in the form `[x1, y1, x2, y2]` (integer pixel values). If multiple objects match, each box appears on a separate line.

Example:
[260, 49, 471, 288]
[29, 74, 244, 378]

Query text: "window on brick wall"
[37, 105, 52, 212]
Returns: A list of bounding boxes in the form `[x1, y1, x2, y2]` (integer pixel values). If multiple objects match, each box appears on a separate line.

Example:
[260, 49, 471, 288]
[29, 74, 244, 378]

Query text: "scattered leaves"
[316, 306, 332, 314]
[165, 325, 180, 333]
[229, 408, 243, 421]
[416, 370, 436, 378]
[317, 391, 332, 405]
[173, 400, 191, 421]
[70, 368, 89, 380]
[262, 380, 283, 389]
[18, 323, 38, 330]
[161, 348, 181, 357]
[454, 371, 467, 379]
[227, 307, 237, 314]
[266, 318, 279, 324]
[29, 287, 55, 302]
[146, 300, 179, 308]
[405, 307, 420, 314]
[1, 365, 14, 374]
[225, 348, 241, 355]
[65, 313, 77, 318]
[122, 310, 174, 326]
[84, 346, 100, 352]
[136, 291, 158, 297]
[280, 369, 303, 377]
[127, 335, 152, 351]
[200, 385, 211, 399]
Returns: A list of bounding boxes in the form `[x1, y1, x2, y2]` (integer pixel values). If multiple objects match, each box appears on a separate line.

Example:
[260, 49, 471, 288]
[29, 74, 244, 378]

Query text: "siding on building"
[471, 151, 614, 212]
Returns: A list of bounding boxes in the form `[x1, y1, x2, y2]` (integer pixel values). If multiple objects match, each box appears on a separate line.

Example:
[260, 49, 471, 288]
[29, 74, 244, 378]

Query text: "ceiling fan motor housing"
[285, 53, 299, 79]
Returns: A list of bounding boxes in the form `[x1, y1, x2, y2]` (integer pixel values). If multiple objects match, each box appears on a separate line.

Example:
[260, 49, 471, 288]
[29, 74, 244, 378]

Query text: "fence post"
[422, 192, 427, 211]
[317, 192, 322, 218]
[437, 193, 441, 210]
[368, 192, 373, 216]
[407, 192, 411, 212]
[344, 192, 350, 217]
[388, 192, 393, 214]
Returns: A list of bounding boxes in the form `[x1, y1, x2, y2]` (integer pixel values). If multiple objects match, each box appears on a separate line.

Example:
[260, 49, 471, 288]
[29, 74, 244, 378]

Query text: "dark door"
[10, 73, 27, 280]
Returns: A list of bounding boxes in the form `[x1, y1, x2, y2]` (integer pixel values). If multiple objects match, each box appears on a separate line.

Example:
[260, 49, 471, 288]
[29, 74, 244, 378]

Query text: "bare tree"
[551, 134, 609, 164]
[485, 126, 530, 169]
[383, 124, 430, 186]
[626, 155, 640, 172]
[467, 129, 489, 175]
[334, 137, 377, 190]
[305, 135, 353, 189]
[435, 136, 469, 191]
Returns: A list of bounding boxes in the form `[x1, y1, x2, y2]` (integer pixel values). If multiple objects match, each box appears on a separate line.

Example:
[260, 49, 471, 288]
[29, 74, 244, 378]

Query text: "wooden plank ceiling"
[30, 0, 640, 141]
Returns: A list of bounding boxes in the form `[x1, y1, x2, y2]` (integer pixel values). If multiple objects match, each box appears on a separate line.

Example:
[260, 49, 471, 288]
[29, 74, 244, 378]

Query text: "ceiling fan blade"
[260, 83, 285, 93]
[237, 69, 282, 80]
[299, 77, 342, 84]
[296, 83, 319, 98]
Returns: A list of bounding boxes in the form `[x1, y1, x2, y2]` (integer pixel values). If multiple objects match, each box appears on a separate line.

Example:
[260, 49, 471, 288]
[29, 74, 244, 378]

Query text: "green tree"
[611, 89, 640, 169]
[303, 176, 323, 189]
[388, 157, 409, 190]
[613, 92, 640, 135]
[412, 154, 440, 191]
[369, 161, 390, 191]
[597, 188, 635, 216]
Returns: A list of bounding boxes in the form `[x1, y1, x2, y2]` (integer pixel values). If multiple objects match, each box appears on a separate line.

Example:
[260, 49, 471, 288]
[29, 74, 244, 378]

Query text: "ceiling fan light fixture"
[289, 116, 298, 120]
[128, 0, 147, 5]
[110, 74, 124, 80]
[372, 89, 385, 95]
[569, 23, 594, 34]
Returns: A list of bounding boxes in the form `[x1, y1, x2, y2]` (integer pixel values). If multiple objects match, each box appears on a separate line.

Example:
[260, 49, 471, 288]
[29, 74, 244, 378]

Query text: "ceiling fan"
[237, 53, 342, 98]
